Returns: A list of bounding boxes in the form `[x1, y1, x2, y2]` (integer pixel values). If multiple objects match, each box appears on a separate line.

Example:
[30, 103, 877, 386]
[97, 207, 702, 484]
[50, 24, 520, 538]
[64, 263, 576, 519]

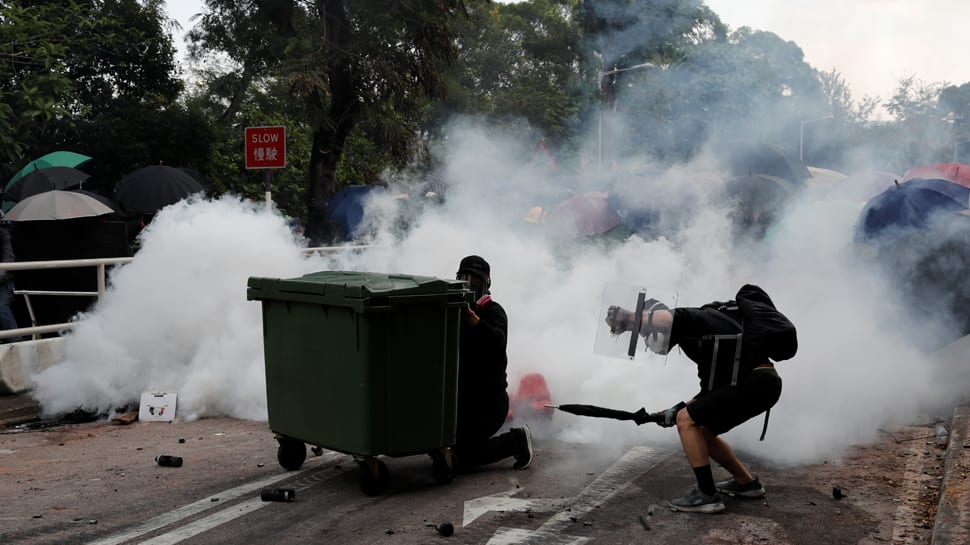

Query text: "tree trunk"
[304, 0, 360, 245]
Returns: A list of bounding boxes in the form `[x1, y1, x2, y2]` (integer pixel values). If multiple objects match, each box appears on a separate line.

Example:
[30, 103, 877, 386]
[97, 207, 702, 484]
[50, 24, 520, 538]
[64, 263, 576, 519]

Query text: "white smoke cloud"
[29, 119, 967, 468]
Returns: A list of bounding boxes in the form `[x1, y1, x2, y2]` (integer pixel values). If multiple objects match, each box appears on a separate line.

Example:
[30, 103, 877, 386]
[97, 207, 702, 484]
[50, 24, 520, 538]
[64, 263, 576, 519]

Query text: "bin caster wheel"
[357, 458, 388, 496]
[430, 448, 456, 484]
[277, 438, 306, 471]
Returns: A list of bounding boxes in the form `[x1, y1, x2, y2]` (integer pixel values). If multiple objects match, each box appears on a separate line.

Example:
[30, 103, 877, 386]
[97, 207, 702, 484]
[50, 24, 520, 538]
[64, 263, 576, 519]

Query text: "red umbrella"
[902, 162, 970, 189]
[543, 192, 620, 240]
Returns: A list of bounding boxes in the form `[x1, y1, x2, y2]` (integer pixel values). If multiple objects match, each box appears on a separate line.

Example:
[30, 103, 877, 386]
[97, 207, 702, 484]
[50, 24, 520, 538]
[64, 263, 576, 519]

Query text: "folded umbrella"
[546, 403, 663, 425]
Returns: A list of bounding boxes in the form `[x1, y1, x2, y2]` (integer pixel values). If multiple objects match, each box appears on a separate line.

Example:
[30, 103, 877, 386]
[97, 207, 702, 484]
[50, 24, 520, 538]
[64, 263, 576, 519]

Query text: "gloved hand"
[650, 401, 686, 428]
[605, 306, 635, 334]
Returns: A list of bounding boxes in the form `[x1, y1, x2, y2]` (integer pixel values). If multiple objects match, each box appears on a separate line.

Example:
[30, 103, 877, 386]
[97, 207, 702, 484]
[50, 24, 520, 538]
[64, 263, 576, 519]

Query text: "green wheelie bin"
[247, 271, 468, 495]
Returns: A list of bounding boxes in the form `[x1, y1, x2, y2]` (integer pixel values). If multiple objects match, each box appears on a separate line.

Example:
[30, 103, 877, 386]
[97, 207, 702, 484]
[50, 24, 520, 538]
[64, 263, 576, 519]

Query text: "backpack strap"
[703, 308, 744, 387]
[705, 306, 771, 440]
[760, 409, 770, 441]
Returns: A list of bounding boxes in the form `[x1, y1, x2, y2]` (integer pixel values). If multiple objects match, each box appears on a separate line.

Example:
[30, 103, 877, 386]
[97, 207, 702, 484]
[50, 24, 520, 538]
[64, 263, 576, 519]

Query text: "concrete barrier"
[0, 338, 66, 394]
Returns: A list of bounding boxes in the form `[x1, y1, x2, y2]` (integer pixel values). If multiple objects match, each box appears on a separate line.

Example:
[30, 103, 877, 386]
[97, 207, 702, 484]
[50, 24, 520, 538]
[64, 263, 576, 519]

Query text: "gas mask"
[645, 330, 669, 354]
[457, 273, 489, 301]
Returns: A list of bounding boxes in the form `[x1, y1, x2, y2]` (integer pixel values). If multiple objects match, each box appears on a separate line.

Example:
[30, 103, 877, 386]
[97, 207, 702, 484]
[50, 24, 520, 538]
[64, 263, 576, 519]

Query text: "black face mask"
[457, 273, 488, 301]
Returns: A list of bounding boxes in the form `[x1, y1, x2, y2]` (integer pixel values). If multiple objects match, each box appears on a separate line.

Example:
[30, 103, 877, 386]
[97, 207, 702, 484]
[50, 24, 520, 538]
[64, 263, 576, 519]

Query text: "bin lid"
[248, 271, 466, 307]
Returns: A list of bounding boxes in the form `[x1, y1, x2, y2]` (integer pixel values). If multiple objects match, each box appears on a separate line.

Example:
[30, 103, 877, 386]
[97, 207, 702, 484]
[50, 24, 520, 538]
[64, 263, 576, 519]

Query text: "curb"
[931, 403, 970, 545]
[0, 337, 66, 394]
[0, 392, 40, 427]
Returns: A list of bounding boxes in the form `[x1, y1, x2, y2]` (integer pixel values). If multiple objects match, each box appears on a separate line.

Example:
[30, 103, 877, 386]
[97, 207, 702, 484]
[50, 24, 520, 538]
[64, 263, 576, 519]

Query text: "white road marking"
[487, 527, 590, 545]
[465, 446, 669, 545]
[84, 452, 340, 545]
[464, 489, 568, 526]
[136, 498, 267, 545]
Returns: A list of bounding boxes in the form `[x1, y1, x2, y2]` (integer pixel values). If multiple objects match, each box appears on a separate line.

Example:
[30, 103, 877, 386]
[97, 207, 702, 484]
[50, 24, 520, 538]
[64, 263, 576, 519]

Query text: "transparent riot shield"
[594, 282, 676, 360]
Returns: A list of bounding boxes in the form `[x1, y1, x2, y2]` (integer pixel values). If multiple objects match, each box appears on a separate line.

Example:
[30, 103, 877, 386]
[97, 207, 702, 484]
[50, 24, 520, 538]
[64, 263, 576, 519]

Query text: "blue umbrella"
[855, 178, 970, 241]
[328, 185, 385, 240]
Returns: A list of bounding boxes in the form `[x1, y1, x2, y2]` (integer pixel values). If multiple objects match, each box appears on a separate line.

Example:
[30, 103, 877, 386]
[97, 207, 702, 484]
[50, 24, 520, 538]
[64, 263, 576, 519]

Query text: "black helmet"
[457, 255, 490, 278]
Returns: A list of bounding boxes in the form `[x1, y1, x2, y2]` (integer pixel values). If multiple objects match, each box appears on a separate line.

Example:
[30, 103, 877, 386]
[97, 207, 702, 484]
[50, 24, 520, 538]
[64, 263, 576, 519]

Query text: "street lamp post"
[799, 116, 833, 163]
[598, 62, 655, 170]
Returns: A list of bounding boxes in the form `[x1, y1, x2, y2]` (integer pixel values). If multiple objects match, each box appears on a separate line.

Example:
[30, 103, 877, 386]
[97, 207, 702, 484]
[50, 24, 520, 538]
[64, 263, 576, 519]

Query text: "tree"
[189, 0, 467, 244]
[939, 81, 970, 142]
[883, 76, 949, 169]
[0, 0, 206, 196]
[0, 2, 83, 167]
[433, 0, 586, 160]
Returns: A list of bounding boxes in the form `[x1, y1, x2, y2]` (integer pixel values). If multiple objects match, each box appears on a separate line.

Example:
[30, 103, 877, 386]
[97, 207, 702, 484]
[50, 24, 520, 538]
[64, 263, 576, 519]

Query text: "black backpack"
[734, 284, 798, 362]
[701, 284, 796, 441]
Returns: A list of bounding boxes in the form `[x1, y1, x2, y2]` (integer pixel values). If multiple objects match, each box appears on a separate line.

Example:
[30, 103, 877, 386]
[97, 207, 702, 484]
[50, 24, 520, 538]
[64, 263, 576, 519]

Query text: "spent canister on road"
[260, 488, 295, 502]
[247, 271, 468, 457]
[155, 455, 183, 467]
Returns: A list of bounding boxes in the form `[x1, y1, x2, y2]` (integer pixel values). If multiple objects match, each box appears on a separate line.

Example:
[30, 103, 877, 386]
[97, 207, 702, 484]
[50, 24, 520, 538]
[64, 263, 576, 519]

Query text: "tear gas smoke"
[30, 127, 968, 468]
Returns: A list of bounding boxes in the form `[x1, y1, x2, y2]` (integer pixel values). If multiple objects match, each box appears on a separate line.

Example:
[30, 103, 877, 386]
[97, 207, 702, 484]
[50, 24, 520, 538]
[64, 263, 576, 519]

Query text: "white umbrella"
[4, 189, 114, 221]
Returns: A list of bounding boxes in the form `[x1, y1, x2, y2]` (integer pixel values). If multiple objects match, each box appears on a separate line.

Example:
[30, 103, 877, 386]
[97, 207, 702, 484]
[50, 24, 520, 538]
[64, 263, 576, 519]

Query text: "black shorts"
[687, 367, 782, 436]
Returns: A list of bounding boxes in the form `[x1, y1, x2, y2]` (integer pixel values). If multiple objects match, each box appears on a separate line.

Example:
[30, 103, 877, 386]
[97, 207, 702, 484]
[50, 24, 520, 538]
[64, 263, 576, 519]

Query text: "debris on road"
[111, 411, 138, 425]
[155, 455, 183, 467]
[260, 488, 295, 502]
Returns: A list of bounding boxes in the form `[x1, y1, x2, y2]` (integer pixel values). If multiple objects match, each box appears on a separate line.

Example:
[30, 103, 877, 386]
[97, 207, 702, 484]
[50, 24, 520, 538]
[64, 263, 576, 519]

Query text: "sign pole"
[244, 125, 286, 213]
[264, 169, 272, 212]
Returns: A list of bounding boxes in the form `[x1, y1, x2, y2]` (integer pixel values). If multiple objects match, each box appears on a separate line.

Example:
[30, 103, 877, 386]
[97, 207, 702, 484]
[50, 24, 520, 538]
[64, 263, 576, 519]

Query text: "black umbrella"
[114, 165, 204, 213]
[547, 403, 663, 426]
[70, 189, 123, 215]
[720, 140, 812, 184]
[4, 166, 90, 202]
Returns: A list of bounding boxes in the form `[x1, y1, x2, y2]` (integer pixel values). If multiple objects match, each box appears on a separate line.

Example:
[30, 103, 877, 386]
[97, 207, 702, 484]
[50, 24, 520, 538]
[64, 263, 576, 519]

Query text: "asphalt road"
[0, 415, 941, 545]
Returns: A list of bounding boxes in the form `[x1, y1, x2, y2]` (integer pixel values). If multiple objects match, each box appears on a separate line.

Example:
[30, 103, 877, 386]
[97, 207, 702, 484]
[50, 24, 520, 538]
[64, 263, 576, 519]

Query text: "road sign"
[245, 126, 286, 169]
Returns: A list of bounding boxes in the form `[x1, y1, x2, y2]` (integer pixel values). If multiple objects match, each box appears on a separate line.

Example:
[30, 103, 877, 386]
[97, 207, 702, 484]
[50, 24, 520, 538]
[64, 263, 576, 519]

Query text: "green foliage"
[435, 0, 586, 161]
[0, 0, 206, 199]
[938, 82, 970, 140]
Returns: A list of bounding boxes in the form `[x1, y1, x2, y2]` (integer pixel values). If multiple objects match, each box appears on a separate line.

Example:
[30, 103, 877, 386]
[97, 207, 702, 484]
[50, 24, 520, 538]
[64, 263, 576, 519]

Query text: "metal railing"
[0, 245, 374, 341]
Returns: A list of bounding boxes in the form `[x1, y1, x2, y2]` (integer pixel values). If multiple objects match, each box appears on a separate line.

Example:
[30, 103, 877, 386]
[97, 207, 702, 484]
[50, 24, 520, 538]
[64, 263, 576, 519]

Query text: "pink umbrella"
[543, 192, 620, 240]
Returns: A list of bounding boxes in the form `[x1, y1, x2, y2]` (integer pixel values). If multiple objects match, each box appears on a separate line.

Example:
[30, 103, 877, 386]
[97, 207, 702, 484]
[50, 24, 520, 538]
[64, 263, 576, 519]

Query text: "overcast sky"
[165, 1, 970, 109]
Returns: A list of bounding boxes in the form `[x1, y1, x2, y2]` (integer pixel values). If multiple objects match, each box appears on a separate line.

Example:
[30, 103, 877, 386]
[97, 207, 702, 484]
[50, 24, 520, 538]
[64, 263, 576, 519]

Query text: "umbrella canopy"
[832, 170, 899, 203]
[4, 189, 114, 221]
[6, 151, 92, 190]
[902, 162, 970, 189]
[328, 185, 386, 241]
[4, 166, 90, 202]
[543, 191, 621, 240]
[70, 189, 122, 214]
[114, 165, 204, 213]
[719, 141, 812, 184]
[855, 178, 970, 240]
[547, 403, 662, 425]
[724, 173, 802, 230]
[806, 166, 848, 190]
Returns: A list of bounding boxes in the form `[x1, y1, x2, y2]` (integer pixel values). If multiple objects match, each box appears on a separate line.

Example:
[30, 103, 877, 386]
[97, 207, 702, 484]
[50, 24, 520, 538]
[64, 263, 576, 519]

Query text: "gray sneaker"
[512, 425, 533, 469]
[715, 476, 766, 498]
[669, 488, 725, 513]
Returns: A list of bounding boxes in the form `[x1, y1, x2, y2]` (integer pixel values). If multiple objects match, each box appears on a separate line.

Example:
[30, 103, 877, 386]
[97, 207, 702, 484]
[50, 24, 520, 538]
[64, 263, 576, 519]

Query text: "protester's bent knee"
[675, 407, 694, 430]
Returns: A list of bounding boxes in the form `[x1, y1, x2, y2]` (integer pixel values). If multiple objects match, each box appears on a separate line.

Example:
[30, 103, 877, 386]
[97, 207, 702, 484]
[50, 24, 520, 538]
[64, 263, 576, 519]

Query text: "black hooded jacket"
[669, 305, 769, 397]
[458, 296, 509, 414]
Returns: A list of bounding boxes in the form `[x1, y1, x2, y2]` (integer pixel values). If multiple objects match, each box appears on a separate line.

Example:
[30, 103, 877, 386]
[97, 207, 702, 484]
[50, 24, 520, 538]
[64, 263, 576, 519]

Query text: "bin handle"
[364, 292, 469, 311]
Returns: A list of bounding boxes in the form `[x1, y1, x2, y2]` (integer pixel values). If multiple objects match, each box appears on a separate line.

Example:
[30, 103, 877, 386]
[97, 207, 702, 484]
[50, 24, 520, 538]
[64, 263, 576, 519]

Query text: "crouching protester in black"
[605, 284, 793, 514]
[451, 255, 533, 473]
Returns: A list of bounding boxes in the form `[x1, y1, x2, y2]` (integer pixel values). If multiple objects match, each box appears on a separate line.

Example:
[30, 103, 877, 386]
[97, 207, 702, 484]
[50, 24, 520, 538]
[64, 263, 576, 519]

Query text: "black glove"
[605, 306, 635, 334]
[650, 401, 686, 428]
